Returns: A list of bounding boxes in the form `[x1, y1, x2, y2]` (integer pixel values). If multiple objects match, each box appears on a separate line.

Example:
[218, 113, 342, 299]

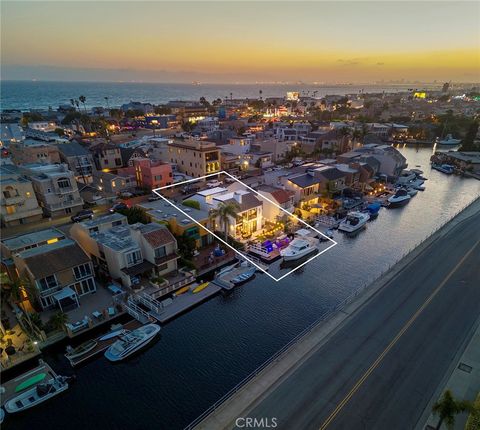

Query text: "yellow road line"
[319, 238, 480, 430]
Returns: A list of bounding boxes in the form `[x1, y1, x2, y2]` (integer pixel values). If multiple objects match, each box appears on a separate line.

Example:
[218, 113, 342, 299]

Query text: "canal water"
[5, 147, 480, 430]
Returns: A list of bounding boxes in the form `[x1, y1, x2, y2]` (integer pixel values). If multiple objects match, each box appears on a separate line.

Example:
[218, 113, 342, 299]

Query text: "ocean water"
[3, 147, 480, 430]
[0, 81, 439, 111]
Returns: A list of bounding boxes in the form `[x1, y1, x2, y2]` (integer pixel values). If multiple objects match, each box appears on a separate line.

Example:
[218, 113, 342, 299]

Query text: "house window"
[154, 175, 162, 181]
[112, 220, 122, 226]
[57, 177, 71, 189]
[126, 250, 142, 266]
[89, 227, 99, 233]
[6, 205, 16, 215]
[39, 275, 58, 291]
[73, 263, 92, 280]
[157, 263, 168, 272]
[154, 246, 166, 258]
[3, 186, 19, 198]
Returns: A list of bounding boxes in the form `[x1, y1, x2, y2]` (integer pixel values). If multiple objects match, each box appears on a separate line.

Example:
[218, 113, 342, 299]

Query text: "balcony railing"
[48, 198, 83, 210]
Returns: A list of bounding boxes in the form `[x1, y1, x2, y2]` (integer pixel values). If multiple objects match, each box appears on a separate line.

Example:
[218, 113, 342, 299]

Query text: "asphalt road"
[244, 209, 480, 430]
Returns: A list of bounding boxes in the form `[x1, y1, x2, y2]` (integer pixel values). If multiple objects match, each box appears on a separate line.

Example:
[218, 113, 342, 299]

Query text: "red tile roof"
[269, 189, 295, 204]
[142, 227, 176, 248]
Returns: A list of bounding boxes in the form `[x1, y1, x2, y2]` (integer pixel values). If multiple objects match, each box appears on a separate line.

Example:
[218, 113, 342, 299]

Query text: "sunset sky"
[1, 1, 479, 83]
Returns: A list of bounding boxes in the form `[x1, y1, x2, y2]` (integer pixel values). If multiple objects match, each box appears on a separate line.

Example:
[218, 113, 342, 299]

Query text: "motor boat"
[280, 232, 319, 261]
[437, 134, 461, 145]
[104, 324, 161, 362]
[432, 164, 454, 174]
[338, 211, 370, 233]
[231, 266, 256, 285]
[406, 188, 418, 197]
[4, 375, 72, 413]
[65, 340, 97, 364]
[387, 189, 411, 208]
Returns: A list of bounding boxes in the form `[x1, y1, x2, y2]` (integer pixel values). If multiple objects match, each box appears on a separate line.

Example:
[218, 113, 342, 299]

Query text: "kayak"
[192, 282, 209, 294]
[15, 373, 47, 392]
[65, 340, 97, 362]
[174, 286, 190, 296]
[98, 329, 126, 341]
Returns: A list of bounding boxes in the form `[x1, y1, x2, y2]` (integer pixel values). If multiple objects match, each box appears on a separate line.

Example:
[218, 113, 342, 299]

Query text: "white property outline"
[153, 170, 337, 282]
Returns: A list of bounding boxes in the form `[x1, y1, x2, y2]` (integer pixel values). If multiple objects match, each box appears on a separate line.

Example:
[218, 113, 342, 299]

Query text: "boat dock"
[148, 283, 222, 324]
[212, 265, 257, 291]
[67, 319, 142, 367]
[1, 360, 58, 407]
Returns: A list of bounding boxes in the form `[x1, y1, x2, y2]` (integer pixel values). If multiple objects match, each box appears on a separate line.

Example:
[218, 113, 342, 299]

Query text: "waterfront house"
[70, 213, 178, 287]
[12, 238, 96, 311]
[25, 163, 84, 218]
[57, 142, 95, 184]
[1, 228, 67, 280]
[311, 166, 347, 197]
[137, 199, 214, 249]
[257, 185, 295, 221]
[337, 144, 407, 177]
[0, 165, 43, 227]
[92, 169, 136, 195]
[281, 172, 323, 205]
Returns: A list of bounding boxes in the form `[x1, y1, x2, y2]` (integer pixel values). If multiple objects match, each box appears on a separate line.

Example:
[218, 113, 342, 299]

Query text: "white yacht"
[387, 189, 411, 208]
[280, 230, 319, 261]
[437, 134, 461, 145]
[338, 211, 370, 233]
[4, 376, 71, 413]
[104, 324, 160, 362]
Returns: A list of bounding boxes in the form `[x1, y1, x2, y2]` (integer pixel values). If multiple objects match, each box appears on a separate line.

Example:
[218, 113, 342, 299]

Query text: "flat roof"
[79, 212, 126, 228]
[2, 228, 66, 251]
[197, 187, 227, 196]
[138, 199, 210, 224]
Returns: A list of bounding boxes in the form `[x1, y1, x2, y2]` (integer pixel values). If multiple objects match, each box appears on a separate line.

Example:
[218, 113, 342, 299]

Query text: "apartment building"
[0, 165, 43, 227]
[12, 238, 95, 310]
[91, 143, 123, 171]
[132, 158, 173, 189]
[26, 163, 84, 217]
[138, 198, 214, 249]
[166, 140, 220, 178]
[57, 142, 95, 184]
[70, 213, 178, 287]
[9, 141, 61, 165]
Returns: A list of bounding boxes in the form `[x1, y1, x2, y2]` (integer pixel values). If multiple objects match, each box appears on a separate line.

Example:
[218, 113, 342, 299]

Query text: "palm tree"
[432, 390, 475, 430]
[49, 312, 69, 332]
[70, 98, 76, 111]
[4, 276, 36, 327]
[79, 95, 87, 113]
[210, 201, 240, 240]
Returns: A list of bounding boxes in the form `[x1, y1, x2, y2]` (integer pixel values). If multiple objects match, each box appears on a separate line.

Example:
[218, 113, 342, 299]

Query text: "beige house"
[91, 143, 123, 171]
[9, 141, 61, 165]
[70, 213, 178, 288]
[27, 164, 84, 217]
[12, 238, 96, 310]
[0, 165, 43, 227]
[165, 139, 221, 178]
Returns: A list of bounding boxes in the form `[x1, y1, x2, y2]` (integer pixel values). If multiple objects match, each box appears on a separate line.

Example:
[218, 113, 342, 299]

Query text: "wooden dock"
[212, 265, 256, 291]
[1, 361, 58, 407]
[148, 283, 222, 324]
[67, 319, 142, 367]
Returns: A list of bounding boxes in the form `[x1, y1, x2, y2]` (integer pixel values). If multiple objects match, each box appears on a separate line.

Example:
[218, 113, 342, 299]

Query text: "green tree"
[460, 121, 479, 152]
[48, 312, 69, 331]
[209, 201, 240, 240]
[432, 390, 475, 430]
[79, 95, 87, 113]
[20, 112, 44, 127]
[176, 233, 197, 260]
[183, 200, 200, 210]
[3, 276, 36, 327]
[109, 108, 123, 120]
[118, 207, 149, 224]
[154, 106, 172, 115]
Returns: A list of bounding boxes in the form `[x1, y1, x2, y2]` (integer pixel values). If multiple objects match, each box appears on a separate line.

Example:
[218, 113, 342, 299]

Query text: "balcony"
[2, 195, 25, 206]
[154, 252, 179, 265]
[48, 198, 83, 210]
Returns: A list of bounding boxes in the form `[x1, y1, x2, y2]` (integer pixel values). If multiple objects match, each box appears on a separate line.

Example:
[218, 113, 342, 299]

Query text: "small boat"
[104, 324, 161, 362]
[65, 340, 97, 362]
[15, 373, 47, 393]
[366, 202, 381, 219]
[387, 189, 411, 208]
[99, 329, 126, 342]
[192, 282, 209, 294]
[406, 188, 418, 197]
[280, 237, 319, 261]
[319, 228, 334, 242]
[437, 134, 461, 145]
[432, 163, 454, 174]
[414, 185, 426, 191]
[338, 211, 370, 233]
[5, 376, 71, 413]
[231, 267, 256, 285]
[174, 285, 190, 296]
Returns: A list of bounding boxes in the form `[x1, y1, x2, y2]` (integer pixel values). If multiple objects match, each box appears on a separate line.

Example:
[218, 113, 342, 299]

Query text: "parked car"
[182, 185, 200, 195]
[109, 202, 128, 213]
[71, 209, 94, 223]
[206, 180, 223, 188]
[148, 195, 161, 202]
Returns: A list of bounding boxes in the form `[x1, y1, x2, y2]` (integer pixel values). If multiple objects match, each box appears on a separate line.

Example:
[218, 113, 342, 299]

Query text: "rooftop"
[79, 212, 126, 229]
[57, 142, 90, 157]
[287, 173, 323, 188]
[2, 228, 66, 252]
[138, 199, 210, 224]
